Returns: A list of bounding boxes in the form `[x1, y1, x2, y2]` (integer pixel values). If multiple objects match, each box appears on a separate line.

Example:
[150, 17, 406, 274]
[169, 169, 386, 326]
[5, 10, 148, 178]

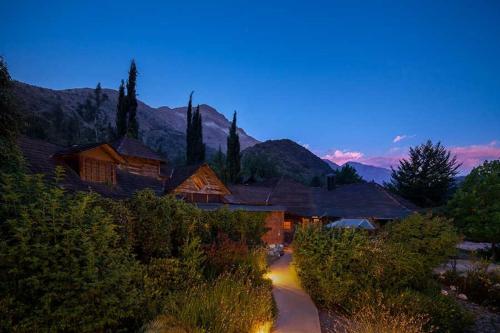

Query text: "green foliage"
[0, 57, 24, 174]
[309, 175, 322, 187]
[116, 79, 128, 138]
[293, 214, 469, 333]
[447, 160, 500, 259]
[241, 152, 278, 183]
[128, 190, 203, 262]
[0, 57, 21, 143]
[388, 140, 460, 207]
[126, 59, 139, 139]
[226, 111, 241, 183]
[0, 172, 144, 332]
[185, 95, 205, 165]
[76, 83, 110, 142]
[386, 214, 460, 271]
[0, 172, 272, 332]
[386, 290, 474, 333]
[210, 145, 227, 183]
[334, 164, 364, 185]
[145, 273, 274, 333]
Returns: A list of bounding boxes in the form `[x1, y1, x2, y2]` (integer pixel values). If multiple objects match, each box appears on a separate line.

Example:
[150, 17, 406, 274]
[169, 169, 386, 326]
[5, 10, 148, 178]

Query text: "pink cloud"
[321, 141, 500, 173]
[323, 150, 364, 165]
[450, 143, 500, 172]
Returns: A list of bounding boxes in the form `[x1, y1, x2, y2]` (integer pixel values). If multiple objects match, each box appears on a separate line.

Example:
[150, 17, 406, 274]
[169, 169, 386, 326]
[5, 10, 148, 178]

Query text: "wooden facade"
[172, 164, 230, 203]
[119, 156, 161, 178]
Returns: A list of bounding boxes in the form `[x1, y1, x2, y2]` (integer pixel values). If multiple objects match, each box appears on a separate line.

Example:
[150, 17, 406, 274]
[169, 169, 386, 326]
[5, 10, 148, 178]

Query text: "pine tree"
[126, 60, 139, 139]
[388, 140, 460, 207]
[334, 165, 364, 185]
[186, 92, 194, 164]
[226, 111, 241, 183]
[115, 80, 127, 137]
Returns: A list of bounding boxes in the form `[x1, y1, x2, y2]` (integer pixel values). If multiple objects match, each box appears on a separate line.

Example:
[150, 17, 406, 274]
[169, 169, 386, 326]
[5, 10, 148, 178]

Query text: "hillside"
[323, 159, 392, 184]
[12, 81, 259, 163]
[242, 139, 333, 185]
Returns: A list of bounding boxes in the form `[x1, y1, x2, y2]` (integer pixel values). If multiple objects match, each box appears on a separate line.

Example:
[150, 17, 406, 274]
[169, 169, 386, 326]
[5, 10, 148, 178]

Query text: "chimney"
[326, 174, 336, 191]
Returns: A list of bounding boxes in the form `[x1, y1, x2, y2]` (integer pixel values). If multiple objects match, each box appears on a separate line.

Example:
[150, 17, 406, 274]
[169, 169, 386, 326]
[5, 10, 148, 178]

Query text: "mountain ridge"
[12, 81, 260, 162]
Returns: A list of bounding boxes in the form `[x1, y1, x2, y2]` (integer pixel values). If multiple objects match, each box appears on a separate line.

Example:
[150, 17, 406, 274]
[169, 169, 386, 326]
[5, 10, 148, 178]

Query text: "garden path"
[268, 248, 321, 333]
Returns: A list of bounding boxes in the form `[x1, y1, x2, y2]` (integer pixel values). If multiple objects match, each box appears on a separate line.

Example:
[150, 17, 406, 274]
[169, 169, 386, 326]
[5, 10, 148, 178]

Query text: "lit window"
[283, 221, 292, 230]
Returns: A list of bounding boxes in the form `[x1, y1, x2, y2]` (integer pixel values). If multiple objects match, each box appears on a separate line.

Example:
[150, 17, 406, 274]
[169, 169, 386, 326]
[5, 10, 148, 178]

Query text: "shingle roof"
[18, 136, 164, 198]
[226, 177, 416, 219]
[112, 136, 165, 162]
[163, 164, 203, 193]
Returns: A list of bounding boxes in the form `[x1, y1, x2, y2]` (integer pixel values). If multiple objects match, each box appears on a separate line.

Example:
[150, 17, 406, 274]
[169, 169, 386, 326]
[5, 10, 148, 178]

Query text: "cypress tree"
[126, 60, 139, 139]
[226, 111, 241, 183]
[186, 92, 194, 164]
[115, 80, 127, 137]
[194, 105, 205, 163]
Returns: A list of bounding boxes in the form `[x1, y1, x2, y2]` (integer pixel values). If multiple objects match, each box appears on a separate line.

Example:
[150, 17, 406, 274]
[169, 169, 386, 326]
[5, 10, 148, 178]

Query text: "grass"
[144, 273, 275, 333]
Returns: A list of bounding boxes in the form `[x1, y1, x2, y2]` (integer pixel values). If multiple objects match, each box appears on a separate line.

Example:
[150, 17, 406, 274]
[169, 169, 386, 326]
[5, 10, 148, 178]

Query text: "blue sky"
[1, 0, 499, 170]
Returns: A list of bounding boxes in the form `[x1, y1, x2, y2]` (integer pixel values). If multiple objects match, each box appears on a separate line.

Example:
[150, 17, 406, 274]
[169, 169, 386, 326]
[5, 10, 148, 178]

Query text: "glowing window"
[283, 221, 292, 230]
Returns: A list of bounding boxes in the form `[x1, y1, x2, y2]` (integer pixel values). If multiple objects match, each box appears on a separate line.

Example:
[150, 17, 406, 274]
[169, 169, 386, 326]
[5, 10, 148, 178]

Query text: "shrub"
[0, 173, 144, 332]
[386, 290, 474, 333]
[385, 213, 460, 271]
[344, 296, 430, 333]
[293, 214, 471, 333]
[145, 273, 274, 333]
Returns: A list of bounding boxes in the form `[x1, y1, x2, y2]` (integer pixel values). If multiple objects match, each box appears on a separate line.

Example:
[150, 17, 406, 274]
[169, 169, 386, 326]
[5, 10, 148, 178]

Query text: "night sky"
[1, 0, 499, 172]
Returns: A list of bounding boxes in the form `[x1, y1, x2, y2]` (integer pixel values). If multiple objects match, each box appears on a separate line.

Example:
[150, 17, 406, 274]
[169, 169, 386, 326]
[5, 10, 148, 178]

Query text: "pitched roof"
[17, 136, 164, 198]
[164, 163, 230, 195]
[227, 177, 416, 219]
[55, 142, 126, 164]
[112, 136, 165, 162]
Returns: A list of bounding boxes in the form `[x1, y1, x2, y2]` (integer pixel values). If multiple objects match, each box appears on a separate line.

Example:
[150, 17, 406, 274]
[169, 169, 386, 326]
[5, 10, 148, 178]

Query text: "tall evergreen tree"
[387, 140, 460, 207]
[186, 92, 194, 164]
[92, 82, 108, 141]
[126, 60, 139, 139]
[115, 80, 127, 137]
[226, 111, 241, 183]
[210, 145, 227, 182]
[0, 56, 24, 173]
[191, 105, 205, 164]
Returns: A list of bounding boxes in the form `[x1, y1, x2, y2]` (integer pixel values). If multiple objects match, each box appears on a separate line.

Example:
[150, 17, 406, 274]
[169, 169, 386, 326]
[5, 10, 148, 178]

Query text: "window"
[283, 221, 292, 231]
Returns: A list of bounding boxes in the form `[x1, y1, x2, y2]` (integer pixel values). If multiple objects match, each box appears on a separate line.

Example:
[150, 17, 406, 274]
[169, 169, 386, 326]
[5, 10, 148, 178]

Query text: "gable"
[172, 165, 230, 195]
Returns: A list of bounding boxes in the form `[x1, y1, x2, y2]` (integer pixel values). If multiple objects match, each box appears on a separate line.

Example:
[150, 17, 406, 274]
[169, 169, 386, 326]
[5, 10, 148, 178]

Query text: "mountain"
[322, 159, 392, 184]
[242, 139, 333, 185]
[323, 159, 340, 170]
[12, 81, 259, 163]
[345, 162, 392, 184]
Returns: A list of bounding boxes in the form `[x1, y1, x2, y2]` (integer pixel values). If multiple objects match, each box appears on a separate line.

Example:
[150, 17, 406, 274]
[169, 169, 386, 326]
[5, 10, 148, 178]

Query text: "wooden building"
[112, 136, 166, 178]
[55, 143, 125, 185]
[164, 164, 231, 203]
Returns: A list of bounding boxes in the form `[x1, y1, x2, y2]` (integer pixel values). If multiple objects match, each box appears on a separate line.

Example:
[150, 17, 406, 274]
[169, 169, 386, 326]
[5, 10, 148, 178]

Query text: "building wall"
[262, 211, 285, 245]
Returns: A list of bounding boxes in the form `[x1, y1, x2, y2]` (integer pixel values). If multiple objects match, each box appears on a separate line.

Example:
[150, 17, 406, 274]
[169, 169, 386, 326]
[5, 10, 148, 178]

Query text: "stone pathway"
[268, 248, 321, 333]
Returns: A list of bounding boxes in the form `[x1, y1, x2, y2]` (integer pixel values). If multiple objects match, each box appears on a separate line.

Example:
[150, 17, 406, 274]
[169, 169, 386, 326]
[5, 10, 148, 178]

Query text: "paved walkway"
[268, 249, 321, 333]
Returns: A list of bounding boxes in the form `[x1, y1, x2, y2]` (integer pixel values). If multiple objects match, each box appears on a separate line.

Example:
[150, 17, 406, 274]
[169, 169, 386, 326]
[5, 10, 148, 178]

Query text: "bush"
[0, 173, 144, 332]
[145, 273, 275, 333]
[344, 296, 430, 333]
[386, 213, 460, 271]
[293, 214, 471, 333]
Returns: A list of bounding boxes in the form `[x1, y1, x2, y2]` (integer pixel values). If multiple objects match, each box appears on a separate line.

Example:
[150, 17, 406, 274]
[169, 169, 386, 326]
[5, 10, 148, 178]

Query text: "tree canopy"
[115, 80, 127, 137]
[226, 111, 241, 183]
[334, 164, 364, 185]
[447, 160, 500, 259]
[185, 95, 205, 165]
[387, 140, 460, 207]
[126, 60, 139, 139]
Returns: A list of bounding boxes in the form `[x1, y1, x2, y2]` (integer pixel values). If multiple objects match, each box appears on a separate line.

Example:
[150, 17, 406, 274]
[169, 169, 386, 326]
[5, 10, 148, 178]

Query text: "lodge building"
[17, 136, 417, 246]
